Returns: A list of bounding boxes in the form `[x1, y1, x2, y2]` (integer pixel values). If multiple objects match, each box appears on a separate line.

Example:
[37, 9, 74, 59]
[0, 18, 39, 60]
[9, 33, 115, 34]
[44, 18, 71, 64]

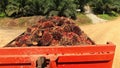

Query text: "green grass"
[97, 14, 117, 20]
[75, 13, 92, 26]
[0, 13, 6, 17]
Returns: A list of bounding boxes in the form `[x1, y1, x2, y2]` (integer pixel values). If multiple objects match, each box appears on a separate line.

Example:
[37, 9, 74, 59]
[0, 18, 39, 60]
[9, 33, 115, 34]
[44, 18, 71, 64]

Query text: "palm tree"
[6, 0, 31, 17]
[49, 0, 77, 19]
[0, 0, 8, 16]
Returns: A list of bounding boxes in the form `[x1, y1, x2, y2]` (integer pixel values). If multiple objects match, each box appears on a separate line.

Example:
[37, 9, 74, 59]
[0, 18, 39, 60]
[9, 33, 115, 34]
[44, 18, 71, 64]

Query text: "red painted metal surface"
[0, 42, 115, 68]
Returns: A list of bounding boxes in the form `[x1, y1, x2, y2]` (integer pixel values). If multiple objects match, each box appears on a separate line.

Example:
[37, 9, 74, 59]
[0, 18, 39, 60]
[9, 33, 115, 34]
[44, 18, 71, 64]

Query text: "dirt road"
[86, 13, 107, 23]
[80, 17, 120, 68]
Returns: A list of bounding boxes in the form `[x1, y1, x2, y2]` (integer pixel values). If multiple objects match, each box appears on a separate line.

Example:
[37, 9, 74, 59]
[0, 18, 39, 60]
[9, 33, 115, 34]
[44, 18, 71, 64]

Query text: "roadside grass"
[97, 14, 118, 20]
[0, 13, 93, 28]
[0, 13, 6, 18]
[0, 14, 92, 27]
[0, 16, 43, 28]
[0, 17, 11, 27]
[75, 13, 92, 26]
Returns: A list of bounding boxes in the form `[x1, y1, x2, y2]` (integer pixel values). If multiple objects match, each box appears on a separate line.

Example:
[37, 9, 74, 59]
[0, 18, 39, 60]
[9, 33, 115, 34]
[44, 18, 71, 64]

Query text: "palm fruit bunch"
[9, 16, 94, 47]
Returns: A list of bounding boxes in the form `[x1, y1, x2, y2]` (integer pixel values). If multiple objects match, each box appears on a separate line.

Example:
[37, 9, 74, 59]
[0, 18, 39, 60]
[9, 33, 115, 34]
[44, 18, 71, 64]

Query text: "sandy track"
[86, 13, 107, 23]
[80, 17, 120, 68]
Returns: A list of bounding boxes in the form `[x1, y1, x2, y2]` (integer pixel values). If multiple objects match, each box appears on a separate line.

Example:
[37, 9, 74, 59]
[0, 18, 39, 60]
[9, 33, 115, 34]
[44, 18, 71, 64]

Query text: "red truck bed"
[0, 42, 115, 68]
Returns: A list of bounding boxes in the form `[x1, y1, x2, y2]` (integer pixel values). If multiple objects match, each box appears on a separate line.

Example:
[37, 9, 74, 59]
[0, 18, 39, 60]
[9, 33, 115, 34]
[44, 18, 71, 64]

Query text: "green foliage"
[98, 14, 117, 20]
[0, 0, 77, 19]
[50, 0, 77, 19]
[0, 0, 120, 19]
[90, 0, 113, 14]
[89, 0, 120, 14]
[0, 12, 6, 17]
[29, 0, 54, 15]
[75, 0, 91, 12]
[0, 0, 8, 16]
[75, 13, 92, 25]
[112, 0, 120, 13]
[5, 0, 31, 17]
[110, 11, 119, 16]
